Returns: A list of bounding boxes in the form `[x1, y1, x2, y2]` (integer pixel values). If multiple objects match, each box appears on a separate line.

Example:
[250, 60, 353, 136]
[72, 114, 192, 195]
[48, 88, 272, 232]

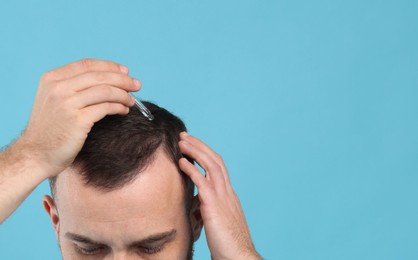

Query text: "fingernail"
[133, 79, 141, 88]
[120, 65, 129, 74]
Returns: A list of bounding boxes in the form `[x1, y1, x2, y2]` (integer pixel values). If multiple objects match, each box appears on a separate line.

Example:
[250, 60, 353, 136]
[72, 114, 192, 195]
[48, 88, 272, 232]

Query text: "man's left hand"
[179, 132, 261, 260]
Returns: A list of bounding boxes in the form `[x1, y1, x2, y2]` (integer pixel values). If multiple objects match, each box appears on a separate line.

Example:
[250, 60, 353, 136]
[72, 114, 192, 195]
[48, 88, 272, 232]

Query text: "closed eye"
[138, 245, 164, 254]
[74, 243, 108, 255]
[131, 230, 176, 255]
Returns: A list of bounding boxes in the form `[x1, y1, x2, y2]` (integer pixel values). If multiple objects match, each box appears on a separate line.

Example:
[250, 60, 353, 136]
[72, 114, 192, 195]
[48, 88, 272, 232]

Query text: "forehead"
[54, 148, 186, 241]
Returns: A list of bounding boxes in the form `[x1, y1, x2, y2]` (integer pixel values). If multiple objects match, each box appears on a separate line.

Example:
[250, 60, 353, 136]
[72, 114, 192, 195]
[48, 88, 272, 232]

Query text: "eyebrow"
[65, 232, 105, 246]
[64, 229, 177, 247]
[129, 229, 177, 247]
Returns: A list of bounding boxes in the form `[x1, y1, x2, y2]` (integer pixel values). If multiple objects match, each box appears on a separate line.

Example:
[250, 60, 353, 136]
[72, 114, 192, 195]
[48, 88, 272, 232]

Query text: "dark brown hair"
[49, 101, 194, 213]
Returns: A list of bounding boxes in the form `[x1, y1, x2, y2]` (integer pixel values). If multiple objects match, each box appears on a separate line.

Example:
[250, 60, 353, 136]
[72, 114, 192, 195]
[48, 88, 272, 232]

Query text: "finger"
[71, 84, 135, 109]
[180, 133, 231, 183]
[42, 58, 129, 81]
[81, 102, 130, 124]
[179, 158, 207, 190]
[179, 140, 226, 188]
[61, 71, 141, 92]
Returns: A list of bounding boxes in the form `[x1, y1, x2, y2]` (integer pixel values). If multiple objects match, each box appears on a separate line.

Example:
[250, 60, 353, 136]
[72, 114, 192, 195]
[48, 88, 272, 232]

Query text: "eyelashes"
[75, 245, 107, 255]
[74, 244, 164, 256]
[139, 245, 163, 254]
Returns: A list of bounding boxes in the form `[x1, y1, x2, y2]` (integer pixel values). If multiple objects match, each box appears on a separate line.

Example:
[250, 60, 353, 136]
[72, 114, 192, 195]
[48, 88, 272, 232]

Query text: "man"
[0, 59, 261, 259]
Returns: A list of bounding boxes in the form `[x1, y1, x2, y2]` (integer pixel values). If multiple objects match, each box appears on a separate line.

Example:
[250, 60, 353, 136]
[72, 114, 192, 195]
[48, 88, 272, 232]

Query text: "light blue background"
[0, 0, 417, 259]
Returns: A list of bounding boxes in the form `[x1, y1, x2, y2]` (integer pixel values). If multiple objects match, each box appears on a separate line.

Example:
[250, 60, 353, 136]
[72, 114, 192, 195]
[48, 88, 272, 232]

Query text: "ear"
[42, 195, 60, 239]
[189, 195, 203, 242]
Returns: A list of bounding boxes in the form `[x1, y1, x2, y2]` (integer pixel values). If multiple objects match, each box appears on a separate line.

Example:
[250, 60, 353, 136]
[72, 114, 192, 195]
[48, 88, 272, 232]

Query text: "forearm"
[0, 138, 48, 224]
[0, 59, 137, 224]
[212, 243, 263, 260]
[178, 133, 262, 260]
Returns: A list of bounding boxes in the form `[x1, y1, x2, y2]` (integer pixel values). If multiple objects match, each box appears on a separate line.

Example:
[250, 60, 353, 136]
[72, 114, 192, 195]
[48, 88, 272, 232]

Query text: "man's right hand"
[17, 58, 140, 179]
[0, 58, 140, 223]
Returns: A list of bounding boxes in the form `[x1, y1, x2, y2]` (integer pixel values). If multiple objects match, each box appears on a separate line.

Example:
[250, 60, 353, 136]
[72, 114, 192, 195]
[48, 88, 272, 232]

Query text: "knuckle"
[101, 102, 114, 112]
[205, 182, 215, 191]
[124, 94, 132, 104]
[41, 71, 54, 82]
[208, 161, 222, 172]
[208, 151, 224, 165]
[79, 58, 95, 68]
[94, 72, 108, 82]
[48, 85, 64, 102]
[98, 85, 113, 99]
[215, 153, 224, 163]
[113, 103, 128, 114]
[213, 164, 223, 173]
[53, 80, 66, 91]
[108, 102, 122, 111]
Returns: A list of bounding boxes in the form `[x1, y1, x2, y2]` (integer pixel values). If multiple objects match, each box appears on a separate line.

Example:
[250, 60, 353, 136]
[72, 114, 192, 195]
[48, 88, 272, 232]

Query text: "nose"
[111, 252, 142, 260]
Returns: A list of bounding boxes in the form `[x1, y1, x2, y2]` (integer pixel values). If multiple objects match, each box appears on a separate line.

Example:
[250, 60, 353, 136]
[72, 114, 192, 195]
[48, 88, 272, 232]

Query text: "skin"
[179, 133, 261, 260]
[0, 58, 138, 223]
[0, 59, 261, 259]
[43, 148, 201, 259]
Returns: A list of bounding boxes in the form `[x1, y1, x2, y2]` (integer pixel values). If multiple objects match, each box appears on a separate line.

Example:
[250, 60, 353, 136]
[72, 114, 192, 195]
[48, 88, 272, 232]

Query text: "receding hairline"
[50, 145, 185, 200]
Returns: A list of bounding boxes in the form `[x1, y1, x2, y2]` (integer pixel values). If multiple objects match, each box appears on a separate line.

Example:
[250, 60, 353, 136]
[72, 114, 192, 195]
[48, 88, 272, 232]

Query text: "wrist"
[0, 136, 52, 223]
[247, 252, 263, 260]
[237, 251, 263, 260]
[212, 249, 262, 260]
[4, 135, 55, 181]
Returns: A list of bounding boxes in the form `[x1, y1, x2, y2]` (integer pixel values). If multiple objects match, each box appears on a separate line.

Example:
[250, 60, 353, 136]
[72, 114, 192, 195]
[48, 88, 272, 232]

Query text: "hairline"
[49, 144, 189, 207]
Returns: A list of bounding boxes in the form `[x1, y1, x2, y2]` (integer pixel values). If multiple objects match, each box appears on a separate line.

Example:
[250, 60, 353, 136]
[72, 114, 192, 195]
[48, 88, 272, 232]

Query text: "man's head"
[43, 102, 203, 259]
